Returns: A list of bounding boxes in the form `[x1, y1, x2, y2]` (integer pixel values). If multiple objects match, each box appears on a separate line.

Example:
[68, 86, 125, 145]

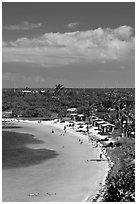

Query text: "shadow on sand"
[2, 126, 22, 129]
[87, 159, 106, 162]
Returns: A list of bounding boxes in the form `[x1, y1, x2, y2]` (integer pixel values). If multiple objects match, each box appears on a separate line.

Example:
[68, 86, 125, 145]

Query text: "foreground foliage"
[102, 135, 135, 202]
[103, 162, 135, 202]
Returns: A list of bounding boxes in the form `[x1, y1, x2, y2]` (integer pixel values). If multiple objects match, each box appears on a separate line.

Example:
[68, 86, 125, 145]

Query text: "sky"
[2, 2, 135, 88]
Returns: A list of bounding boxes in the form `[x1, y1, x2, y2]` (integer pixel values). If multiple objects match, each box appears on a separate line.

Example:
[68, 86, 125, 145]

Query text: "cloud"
[2, 26, 134, 67]
[3, 21, 42, 31]
[67, 22, 80, 30]
[3, 72, 46, 83]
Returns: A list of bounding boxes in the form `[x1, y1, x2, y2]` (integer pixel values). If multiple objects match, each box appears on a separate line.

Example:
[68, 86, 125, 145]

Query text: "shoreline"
[87, 149, 114, 202]
[38, 119, 111, 202]
[3, 119, 110, 202]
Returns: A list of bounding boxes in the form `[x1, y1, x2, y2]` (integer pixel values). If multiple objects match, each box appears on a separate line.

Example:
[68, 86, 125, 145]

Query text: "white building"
[22, 90, 31, 93]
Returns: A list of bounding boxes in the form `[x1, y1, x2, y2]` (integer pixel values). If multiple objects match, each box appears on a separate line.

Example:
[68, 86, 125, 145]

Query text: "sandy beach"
[2, 120, 108, 202]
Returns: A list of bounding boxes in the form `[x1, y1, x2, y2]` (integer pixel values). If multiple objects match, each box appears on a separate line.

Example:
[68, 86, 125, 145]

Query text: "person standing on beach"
[64, 126, 66, 133]
[95, 141, 98, 148]
[100, 153, 102, 160]
[72, 123, 74, 129]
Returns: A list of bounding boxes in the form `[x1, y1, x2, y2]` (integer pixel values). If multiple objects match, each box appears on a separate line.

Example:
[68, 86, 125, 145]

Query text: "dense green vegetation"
[2, 87, 135, 120]
[102, 134, 135, 202]
[103, 163, 135, 202]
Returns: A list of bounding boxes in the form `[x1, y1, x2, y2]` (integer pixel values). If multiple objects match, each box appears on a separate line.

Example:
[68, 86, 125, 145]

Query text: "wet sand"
[2, 121, 108, 202]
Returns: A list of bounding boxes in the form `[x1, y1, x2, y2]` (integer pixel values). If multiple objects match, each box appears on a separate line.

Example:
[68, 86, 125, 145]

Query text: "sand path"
[2, 121, 108, 202]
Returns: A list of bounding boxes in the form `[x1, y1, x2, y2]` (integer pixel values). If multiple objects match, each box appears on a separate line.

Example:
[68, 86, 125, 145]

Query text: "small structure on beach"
[96, 121, 106, 130]
[67, 108, 78, 120]
[67, 108, 77, 113]
[91, 116, 115, 133]
[77, 114, 86, 122]
[70, 113, 78, 121]
[70, 113, 86, 122]
[2, 110, 13, 118]
[22, 90, 31, 93]
[101, 123, 115, 133]
[92, 118, 103, 127]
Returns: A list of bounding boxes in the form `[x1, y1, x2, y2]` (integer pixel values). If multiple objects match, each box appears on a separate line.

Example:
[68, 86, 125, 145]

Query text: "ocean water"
[2, 130, 58, 169]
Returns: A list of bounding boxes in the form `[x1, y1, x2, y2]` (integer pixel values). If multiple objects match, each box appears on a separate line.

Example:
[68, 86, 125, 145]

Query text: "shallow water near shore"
[2, 121, 108, 202]
[2, 130, 58, 169]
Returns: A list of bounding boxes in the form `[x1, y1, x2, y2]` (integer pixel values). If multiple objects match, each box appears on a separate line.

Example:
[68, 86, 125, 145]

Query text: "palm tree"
[83, 104, 93, 142]
[53, 83, 64, 98]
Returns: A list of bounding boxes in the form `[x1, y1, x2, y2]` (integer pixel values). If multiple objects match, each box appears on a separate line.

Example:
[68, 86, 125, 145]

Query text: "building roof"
[75, 122, 85, 125]
[70, 113, 78, 116]
[101, 123, 115, 127]
[94, 118, 102, 121]
[2, 110, 13, 118]
[67, 108, 77, 112]
[22, 90, 31, 93]
[96, 121, 106, 124]
[77, 114, 84, 117]
[3, 110, 12, 114]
